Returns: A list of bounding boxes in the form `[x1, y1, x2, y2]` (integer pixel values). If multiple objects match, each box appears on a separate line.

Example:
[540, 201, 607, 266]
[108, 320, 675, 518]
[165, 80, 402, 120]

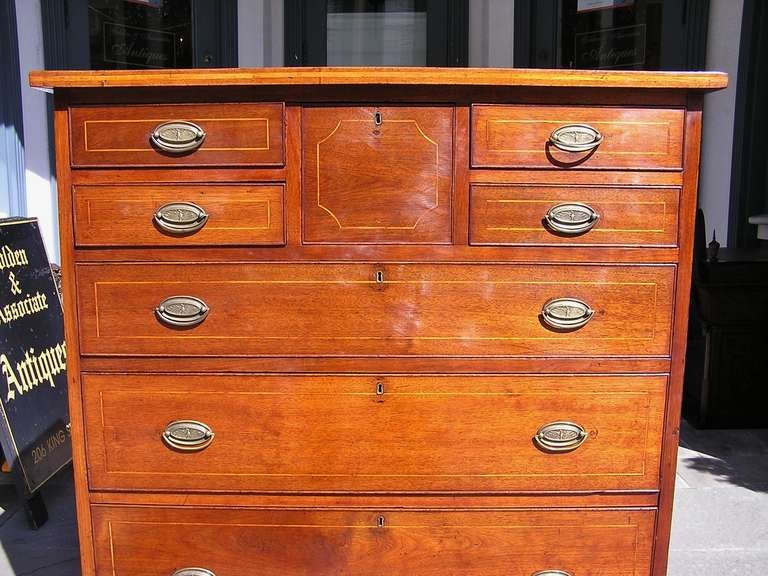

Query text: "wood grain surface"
[83, 373, 665, 493]
[470, 184, 680, 247]
[302, 106, 453, 244]
[471, 104, 684, 170]
[73, 183, 285, 246]
[76, 262, 675, 357]
[30, 66, 727, 90]
[36, 69, 727, 576]
[92, 506, 656, 576]
[69, 103, 284, 167]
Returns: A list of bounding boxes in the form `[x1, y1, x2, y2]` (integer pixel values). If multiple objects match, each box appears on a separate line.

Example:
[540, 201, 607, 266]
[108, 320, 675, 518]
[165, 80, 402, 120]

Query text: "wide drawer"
[83, 373, 665, 492]
[302, 106, 453, 244]
[471, 104, 684, 170]
[73, 184, 285, 246]
[76, 263, 675, 357]
[69, 103, 284, 167]
[92, 506, 655, 576]
[470, 184, 680, 247]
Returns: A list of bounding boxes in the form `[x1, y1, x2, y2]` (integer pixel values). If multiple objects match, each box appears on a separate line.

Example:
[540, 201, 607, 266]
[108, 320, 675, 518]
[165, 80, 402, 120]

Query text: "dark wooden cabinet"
[31, 67, 726, 576]
[685, 249, 768, 428]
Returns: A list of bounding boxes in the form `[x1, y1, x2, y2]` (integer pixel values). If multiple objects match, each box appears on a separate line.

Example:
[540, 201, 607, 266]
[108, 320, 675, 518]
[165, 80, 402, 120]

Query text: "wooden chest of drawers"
[31, 67, 726, 576]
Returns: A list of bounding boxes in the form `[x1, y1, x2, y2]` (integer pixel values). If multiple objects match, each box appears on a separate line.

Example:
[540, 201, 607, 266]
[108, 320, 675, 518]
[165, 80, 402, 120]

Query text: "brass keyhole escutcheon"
[376, 382, 385, 395]
[377, 515, 386, 528]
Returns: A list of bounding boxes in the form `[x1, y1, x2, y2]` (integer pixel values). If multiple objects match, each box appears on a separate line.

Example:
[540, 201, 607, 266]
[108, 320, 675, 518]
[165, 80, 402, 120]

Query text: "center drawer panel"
[93, 506, 655, 576]
[83, 373, 665, 493]
[76, 263, 675, 357]
[302, 106, 453, 244]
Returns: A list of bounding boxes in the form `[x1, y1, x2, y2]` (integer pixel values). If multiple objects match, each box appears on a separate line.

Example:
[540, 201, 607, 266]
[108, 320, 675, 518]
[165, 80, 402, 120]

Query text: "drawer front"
[302, 106, 453, 244]
[73, 184, 285, 247]
[93, 506, 655, 576]
[70, 103, 284, 167]
[84, 373, 665, 492]
[472, 104, 684, 170]
[77, 263, 674, 357]
[470, 184, 680, 247]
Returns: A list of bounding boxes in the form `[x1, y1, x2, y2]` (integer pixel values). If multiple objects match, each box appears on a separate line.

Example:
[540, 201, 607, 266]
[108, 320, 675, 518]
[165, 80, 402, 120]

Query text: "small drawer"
[69, 103, 284, 167]
[76, 263, 674, 357]
[83, 373, 665, 493]
[93, 506, 655, 576]
[470, 184, 680, 247]
[302, 105, 453, 244]
[73, 184, 285, 247]
[472, 104, 684, 170]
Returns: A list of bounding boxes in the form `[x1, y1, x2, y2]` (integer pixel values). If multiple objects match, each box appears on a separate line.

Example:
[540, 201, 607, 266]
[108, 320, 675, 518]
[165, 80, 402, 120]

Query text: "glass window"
[561, 0, 662, 70]
[87, 0, 193, 69]
[326, 0, 427, 66]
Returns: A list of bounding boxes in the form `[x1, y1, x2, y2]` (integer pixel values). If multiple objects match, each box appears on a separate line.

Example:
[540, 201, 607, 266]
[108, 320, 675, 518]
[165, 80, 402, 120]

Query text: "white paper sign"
[577, 0, 634, 13]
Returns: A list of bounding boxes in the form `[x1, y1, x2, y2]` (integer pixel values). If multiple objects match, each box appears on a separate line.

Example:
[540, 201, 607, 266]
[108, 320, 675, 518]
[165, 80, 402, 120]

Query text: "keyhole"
[376, 382, 385, 395]
[374, 110, 382, 126]
[375, 270, 384, 284]
[377, 515, 386, 528]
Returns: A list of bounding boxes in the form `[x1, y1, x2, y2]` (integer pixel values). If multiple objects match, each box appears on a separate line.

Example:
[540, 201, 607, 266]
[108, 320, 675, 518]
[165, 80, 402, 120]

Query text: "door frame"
[0, 0, 26, 216]
[728, 0, 768, 248]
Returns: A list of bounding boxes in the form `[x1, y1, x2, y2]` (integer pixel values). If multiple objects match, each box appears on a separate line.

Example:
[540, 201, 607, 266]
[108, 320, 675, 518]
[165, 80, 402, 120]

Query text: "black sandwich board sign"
[0, 218, 71, 527]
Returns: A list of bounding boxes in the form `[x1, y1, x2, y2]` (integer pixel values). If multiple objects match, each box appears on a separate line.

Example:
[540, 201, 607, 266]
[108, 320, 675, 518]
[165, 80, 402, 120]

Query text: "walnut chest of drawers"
[31, 67, 727, 576]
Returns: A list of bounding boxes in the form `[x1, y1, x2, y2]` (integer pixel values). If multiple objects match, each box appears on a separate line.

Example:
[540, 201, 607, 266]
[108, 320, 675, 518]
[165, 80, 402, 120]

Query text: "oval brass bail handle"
[544, 202, 599, 235]
[170, 569, 216, 576]
[532, 571, 573, 576]
[150, 120, 206, 154]
[170, 568, 216, 576]
[163, 420, 215, 452]
[549, 123, 603, 153]
[534, 422, 587, 453]
[541, 297, 594, 331]
[154, 201, 209, 235]
[155, 295, 209, 328]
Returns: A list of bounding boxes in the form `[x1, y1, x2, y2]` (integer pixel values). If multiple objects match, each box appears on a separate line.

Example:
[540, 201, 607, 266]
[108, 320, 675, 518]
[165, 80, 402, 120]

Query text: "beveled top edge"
[29, 67, 728, 91]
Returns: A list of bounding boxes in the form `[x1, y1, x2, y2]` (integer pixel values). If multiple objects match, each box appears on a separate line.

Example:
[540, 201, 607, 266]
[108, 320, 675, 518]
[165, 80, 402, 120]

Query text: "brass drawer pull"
[534, 422, 587, 453]
[163, 420, 215, 452]
[154, 201, 209, 234]
[549, 123, 603, 153]
[541, 297, 594, 330]
[155, 296, 209, 328]
[170, 569, 216, 576]
[532, 571, 573, 576]
[151, 120, 206, 154]
[544, 202, 599, 235]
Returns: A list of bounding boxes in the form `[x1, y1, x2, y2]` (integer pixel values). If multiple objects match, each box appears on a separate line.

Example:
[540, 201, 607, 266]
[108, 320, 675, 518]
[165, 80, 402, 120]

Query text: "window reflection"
[561, 0, 662, 69]
[88, 0, 192, 69]
[327, 0, 427, 66]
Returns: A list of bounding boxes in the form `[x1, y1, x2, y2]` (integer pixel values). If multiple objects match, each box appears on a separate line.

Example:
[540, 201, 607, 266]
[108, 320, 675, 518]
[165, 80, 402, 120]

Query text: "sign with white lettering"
[0, 218, 70, 495]
[102, 22, 177, 69]
[574, 24, 646, 69]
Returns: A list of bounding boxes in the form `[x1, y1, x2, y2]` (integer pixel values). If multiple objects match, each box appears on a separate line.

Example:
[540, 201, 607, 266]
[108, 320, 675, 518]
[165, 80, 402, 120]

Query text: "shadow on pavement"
[0, 467, 80, 576]
[679, 420, 768, 493]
